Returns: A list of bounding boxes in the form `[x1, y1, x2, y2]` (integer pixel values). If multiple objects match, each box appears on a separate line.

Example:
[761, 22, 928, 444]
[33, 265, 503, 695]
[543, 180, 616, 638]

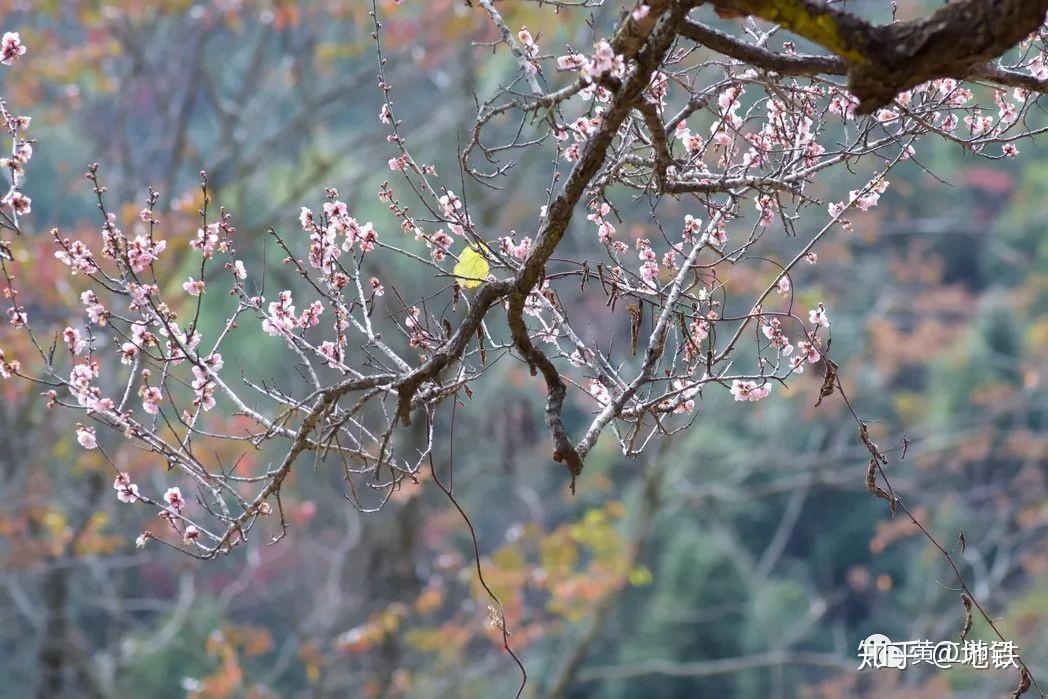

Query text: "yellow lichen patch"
[729, 0, 869, 65]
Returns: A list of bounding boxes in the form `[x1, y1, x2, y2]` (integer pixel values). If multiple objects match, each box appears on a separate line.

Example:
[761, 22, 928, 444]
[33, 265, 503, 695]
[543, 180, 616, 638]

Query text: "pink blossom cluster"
[300, 200, 379, 272]
[729, 380, 772, 402]
[517, 26, 539, 68]
[498, 234, 532, 262]
[556, 39, 625, 88]
[260, 290, 323, 338]
[0, 31, 25, 66]
[556, 109, 605, 162]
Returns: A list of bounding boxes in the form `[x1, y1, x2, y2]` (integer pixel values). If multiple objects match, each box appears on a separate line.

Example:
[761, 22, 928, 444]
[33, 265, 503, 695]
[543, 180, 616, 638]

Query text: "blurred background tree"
[0, 1, 1044, 697]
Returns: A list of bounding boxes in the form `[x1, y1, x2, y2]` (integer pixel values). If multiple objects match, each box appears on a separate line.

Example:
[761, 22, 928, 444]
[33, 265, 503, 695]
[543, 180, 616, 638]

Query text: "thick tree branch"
[704, 0, 1048, 110]
[680, 19, 848, 76]
[506, 2, 695, 487]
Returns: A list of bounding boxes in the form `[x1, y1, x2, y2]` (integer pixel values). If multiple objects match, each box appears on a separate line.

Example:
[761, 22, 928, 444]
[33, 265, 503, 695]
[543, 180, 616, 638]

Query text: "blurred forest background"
[0, 1, 1044, 697]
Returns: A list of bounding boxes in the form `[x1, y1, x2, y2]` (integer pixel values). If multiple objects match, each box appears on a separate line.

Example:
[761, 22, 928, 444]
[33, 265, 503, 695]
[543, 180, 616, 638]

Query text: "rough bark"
[708, 0, 1048, 111]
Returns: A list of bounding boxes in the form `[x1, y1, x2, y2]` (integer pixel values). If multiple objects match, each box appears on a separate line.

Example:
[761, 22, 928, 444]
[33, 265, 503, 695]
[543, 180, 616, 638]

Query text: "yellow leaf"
[628, 566, 653, 587]
[453, 245, 490, 289]
[42, 511, 68, 537]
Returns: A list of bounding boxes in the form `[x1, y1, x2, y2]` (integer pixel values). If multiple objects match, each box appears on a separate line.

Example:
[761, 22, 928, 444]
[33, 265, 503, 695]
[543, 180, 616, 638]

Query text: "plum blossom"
[298, 300, 323, 329]
[309, 227, 340, 272]
[165, 486, 186, 512]
[712, 86, 746, 146]
[0, 32, 26, 65]
[797, 340, 821, 364]
[7, 306, 27, 328]
[421, 229, 450, 262]
[340, 219, 377, 252]
[189, 223, 222, 258]
[707, 224, 728, 248]
[183, 525, 201, 544]
[789, 354, 807, 373]
[682, 318, 709, 362]
[114, 473, 140, 504]
[439, 190, 462, 215]
[756, 196, 777, 227]
[664, 379, 697, 414]
[62, 327, 88, 355]
[126, 235, 166, 272]
[319, 341, 342, 368]
[647, 70, 669, 106]
[639, 259, 659, 285]
[580, 39, 624, 83]
[76, 424, 98, 450]
[517, 26, 538, 60]
[730, 380, 771, 402]
[116, 482, 140, 504]
[682, 214, 702, 242]
[850, 178, 889, 212]
[587, 200, 615, 242]
[636, 238, 658, 283]
[191, 365, 216, 412]
[762, 317, 793, 355]
[994, 90, 1019, 126]
[182, 278, 205, 296]
[964, 111, 993, 137]
[661, 248, 677, 271]
[0, 348, 20, 379]
[142, 386, 163, 414]
[69, 362, 101, 407]
[675, 121, 704, 153]
[0, 6, 1042, 574]
[131, 322, 156, 349]
[499, 234, 532, 261]
[262, 290, 297, 337]
[828, 89, 858, 119]
[556, 53, 586, 71]
[538, 328, 559, 345]
[2, 189, 30, 216]
[809, 302, 830, 328]
[204, 352, 223, 372]
[54, 239, 97, 275]
[875, 109, 898, 124]
[1028, 54, 1047, 81]
[118, 341, 139, 365]
[587, 379, 611, 406]
[0, 155, 23, 176]
[404, 306, 433, 348]
[522, 281, 549, 317]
